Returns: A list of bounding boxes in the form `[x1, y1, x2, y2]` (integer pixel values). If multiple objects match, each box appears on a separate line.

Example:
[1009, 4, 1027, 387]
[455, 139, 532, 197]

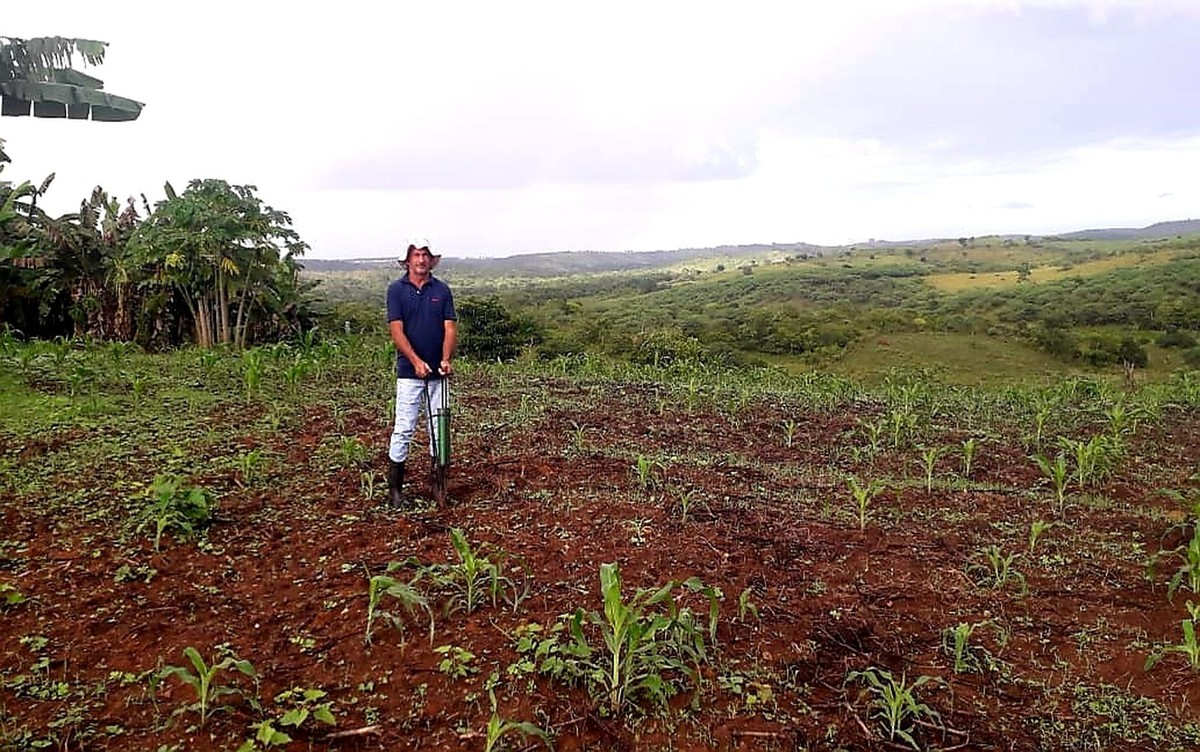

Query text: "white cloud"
[4, 1, 1200, 257]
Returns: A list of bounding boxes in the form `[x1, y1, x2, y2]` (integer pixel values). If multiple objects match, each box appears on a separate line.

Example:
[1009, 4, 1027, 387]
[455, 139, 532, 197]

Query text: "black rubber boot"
[387, 459, 406, 508]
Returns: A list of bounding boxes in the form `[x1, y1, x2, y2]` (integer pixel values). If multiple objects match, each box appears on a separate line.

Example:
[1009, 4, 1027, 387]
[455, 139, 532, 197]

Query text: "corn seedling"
[1148, 524, 1200, 603]
[960, 437, 980, 479]
[483, 689, 551, 752]
[917, 445, 946, 492]
[1032, 452, 1069, 514]
[847, 477, 886, 530]
[670, 485, 706, 524]
[887, 408, 918, 449]
[337, 436, 370, 468]
[236, 449, 266, 488]
[780, 419, 799, 448]
[737, 587, 759, 623]
[282, 357, 308, 394]
[136, 474, 214, 551]
[858, 417, 885, 455]
[846, 667, 942, 749]
[967, 545, 1026, 594]
[242, 349, 264, 402]
[569, 421, 587, 454]
[941, 621, 989, 673]
[418, 527, 526, 616]
[1059, 434, 1118, 491]
[357, 470, 376, 500]
[155, 647, 257, 728]
[566, 562, 720, 714]
[1028, 519, 1062, 553]
[1146, 602, 1200, 671]
[632, 454, 665, 493]
[365, 570, 435, 646]
[1105, 401, 1133, 438]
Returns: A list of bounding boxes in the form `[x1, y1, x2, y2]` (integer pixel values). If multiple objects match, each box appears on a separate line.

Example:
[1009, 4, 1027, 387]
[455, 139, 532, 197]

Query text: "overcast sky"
[4, 1, 1200, 259]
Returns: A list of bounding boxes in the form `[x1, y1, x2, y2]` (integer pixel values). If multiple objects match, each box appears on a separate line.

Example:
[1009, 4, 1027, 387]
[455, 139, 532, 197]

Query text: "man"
[386, 238, 457, 508]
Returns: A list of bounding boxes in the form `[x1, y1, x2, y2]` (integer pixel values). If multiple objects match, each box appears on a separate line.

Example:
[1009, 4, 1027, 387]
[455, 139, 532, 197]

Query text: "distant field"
[820, 332, 1099, 386]
[924, 248, 1180, 292]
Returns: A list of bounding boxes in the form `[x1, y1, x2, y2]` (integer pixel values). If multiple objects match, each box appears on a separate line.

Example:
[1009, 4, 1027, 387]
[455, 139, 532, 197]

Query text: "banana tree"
[1, 36, 143, 122]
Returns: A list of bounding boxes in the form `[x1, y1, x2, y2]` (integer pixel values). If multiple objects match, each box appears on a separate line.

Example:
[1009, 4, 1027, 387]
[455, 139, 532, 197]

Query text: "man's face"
[408, 247, 432, 273]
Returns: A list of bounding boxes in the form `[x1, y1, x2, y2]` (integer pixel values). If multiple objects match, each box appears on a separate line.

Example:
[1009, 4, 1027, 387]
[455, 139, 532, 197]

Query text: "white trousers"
[389, 378, 447, 463]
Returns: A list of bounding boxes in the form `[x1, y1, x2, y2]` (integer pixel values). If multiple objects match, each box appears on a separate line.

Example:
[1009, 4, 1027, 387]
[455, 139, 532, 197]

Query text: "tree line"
[1, 174, 315, 348]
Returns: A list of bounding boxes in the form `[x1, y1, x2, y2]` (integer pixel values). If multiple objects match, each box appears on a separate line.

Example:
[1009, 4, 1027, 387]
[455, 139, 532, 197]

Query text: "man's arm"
[440, 320, 458, 375]
[390, 320, 433, 378]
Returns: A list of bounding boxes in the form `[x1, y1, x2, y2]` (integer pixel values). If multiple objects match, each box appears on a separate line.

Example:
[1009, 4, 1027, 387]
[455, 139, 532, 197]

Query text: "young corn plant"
[1147, 524, 1200, 603]
[632, 454, 665, 494]
[336, 436, 371, 469]
[483, 689, 551, 752]
[669, 485, 707, 524]
[917, 445, 946, 492]
[420, 528, 526, 616]
[242, 349, 265, 402]
[960, 437, 980, 480]
[967, 545, 1027, 594]
[1028, 519, 1062, 554]
[941, 621, 989, 674]
[235, 449, 266, 488]
[155, 647, 257, 728]
[857, 416, 886, 456]
[846, 667, 942, 749]
[847, 477, 886, 530]
[780, 419, 799, 448]
[567, 562, 721, 715]
[1145, 601, 1200, 671]
[1032, 452, 1070, 515]
[365, 569, 435, 646]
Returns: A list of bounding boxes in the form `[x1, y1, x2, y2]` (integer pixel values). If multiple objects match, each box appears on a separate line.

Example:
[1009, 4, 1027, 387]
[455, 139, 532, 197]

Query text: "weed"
[136, 474, 214, 551]
[239, 687, 337, 750]
[434, 645, 478, 679]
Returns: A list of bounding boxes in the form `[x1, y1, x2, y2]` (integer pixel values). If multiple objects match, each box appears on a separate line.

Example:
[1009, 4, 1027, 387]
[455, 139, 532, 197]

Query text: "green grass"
[825, 332, 1077, 386]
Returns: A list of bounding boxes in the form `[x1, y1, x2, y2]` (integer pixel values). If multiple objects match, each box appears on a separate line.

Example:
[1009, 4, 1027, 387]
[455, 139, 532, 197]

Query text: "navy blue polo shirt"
[386, 274, 457, 379]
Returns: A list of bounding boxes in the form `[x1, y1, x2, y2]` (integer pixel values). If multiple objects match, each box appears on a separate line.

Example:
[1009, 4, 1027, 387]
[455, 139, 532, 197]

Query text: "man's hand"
[439, 359, 453, 376]
[413, 360, 434, 378]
